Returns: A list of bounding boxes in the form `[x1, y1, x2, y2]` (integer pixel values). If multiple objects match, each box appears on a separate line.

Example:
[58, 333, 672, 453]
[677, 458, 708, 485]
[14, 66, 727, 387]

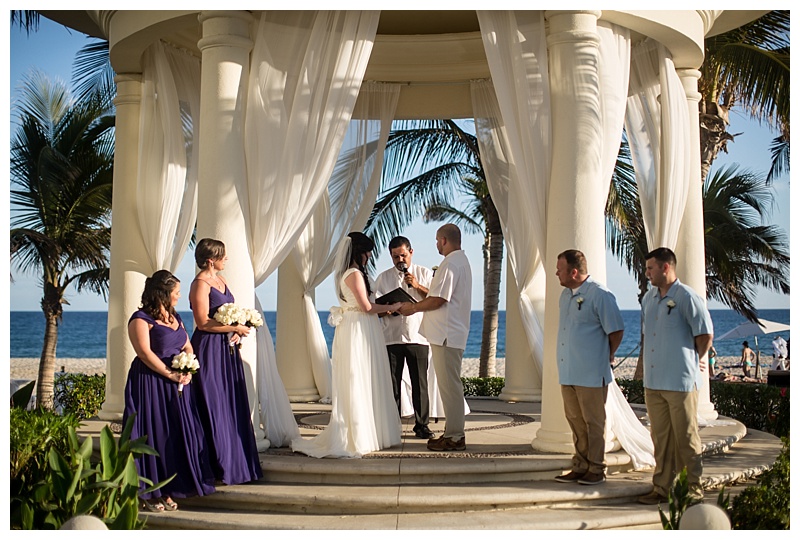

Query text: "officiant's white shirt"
[421, 249, 472, 350]
[375, 263, 432, 346]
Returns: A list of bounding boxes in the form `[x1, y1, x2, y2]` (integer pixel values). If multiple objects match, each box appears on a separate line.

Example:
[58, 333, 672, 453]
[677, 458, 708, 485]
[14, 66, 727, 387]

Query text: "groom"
[554, 249, 624, 486]
[398, 224, 472, 451]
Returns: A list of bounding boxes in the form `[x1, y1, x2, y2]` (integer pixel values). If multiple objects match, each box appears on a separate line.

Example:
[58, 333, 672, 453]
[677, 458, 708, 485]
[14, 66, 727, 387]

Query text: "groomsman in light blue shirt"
[554, 249, 624, 486]
[638, 247, 713, 505]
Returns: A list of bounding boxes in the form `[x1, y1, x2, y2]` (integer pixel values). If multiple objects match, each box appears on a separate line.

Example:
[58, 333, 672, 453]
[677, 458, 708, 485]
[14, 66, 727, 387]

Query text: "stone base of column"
[288, 388, 322, 403]
[530, 427, 575, 454]
[255, 439, 271, 451]
[97, 409, 124, 423]
[498, 388, 542, 402]
[698, 401, 719, 422]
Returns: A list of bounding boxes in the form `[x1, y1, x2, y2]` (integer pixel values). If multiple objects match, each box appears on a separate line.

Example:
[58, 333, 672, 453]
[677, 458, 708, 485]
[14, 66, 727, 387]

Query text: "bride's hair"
[335, 232, 374, 301]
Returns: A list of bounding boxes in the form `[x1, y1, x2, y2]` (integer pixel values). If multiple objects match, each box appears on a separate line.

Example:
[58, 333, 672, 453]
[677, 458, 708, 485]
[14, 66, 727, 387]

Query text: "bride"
[291, 232, 403, 458]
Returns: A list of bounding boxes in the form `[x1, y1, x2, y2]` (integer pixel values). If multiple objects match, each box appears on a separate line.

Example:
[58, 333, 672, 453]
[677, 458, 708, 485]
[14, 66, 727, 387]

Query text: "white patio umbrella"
[716, 318, 790, 378]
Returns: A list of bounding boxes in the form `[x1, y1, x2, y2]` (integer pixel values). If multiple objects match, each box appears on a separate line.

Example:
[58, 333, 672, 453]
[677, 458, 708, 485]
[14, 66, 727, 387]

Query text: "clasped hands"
[229, 324, 251, 344]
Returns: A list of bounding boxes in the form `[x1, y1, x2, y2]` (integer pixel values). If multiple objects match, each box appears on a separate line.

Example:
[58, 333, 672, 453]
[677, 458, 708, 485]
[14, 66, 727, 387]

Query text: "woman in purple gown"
[190, 238, 263, 485]
[123, 270, 216, 512]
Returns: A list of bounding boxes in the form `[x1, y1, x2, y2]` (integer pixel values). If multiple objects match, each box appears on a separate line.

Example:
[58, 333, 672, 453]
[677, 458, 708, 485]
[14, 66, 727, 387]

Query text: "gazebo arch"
[41, 9, 767, 453]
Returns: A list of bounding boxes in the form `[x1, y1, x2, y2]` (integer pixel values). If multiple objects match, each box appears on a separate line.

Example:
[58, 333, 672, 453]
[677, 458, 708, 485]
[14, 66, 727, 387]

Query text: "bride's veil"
[333, 235, 353, 301]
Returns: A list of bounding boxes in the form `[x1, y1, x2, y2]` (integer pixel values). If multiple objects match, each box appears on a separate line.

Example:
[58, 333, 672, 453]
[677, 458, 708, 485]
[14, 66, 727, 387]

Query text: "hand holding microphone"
[398, 262, 412, 288]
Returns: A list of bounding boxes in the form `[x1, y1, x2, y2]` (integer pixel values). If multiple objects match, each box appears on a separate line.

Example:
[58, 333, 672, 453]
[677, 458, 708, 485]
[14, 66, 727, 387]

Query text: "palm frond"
[72, 39, 117, 105]
[766, 134, 789, 184]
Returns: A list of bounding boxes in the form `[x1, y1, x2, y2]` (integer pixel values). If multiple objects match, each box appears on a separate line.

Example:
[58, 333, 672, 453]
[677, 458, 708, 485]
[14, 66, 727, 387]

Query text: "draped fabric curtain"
[474, 11, 552, 374]
[136, 40, 200, 273]
[290, 82, 400, 403]
[625, 39, 692, 250]
[244, 11, 380, 446]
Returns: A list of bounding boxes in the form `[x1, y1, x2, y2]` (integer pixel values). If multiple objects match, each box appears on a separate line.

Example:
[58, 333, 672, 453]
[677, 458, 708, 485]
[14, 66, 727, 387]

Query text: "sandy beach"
[10, 355, 756, 382]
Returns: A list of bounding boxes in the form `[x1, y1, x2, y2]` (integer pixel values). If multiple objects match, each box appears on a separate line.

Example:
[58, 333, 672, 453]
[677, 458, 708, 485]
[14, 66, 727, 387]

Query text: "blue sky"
[5, 15, 792, 312]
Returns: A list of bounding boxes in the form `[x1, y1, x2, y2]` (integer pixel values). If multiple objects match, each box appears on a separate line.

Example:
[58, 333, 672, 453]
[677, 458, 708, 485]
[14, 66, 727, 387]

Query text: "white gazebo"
[41, 9, 767, 452]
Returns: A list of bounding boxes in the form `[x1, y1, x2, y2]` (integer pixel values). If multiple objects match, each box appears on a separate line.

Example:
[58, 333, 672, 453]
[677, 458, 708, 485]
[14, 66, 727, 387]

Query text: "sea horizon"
[10, 308, 790, 360]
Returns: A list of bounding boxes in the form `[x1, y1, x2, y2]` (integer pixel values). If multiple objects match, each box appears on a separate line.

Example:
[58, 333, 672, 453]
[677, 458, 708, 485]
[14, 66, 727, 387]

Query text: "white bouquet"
[213, 303, 263, 354]
[171, 351, 199, 396]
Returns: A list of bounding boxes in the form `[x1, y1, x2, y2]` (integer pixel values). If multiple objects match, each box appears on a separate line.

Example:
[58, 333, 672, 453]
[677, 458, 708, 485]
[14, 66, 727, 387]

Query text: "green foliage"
[709, 381, 789, 437]
[461, 377, 505, 397]
[54, 373, 106, 419]
[659, 468, 704, 530]
[730, 438, 790, 530]
[615, 378, 645, 405]
[10, 412, 170, 530]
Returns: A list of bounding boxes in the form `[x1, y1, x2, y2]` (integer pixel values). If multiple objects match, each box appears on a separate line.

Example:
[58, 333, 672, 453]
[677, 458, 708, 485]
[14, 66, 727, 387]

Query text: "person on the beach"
[123, 270, 216, 512]
[375, 236, 435, 440]
[771, 335, 788, 370]
[553, 249, 624, 486]
[398, 223, 472, 452]
[638, 247, 713, 505]
[708, 345, 717, 377]
[189, 239, 262, 485]
[741, 341, 755, 378]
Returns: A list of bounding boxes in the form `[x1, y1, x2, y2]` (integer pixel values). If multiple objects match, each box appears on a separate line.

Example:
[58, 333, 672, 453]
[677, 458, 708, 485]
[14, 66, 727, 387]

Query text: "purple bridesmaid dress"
[190, 284, 263, 485]
[123, 310, 216, 500]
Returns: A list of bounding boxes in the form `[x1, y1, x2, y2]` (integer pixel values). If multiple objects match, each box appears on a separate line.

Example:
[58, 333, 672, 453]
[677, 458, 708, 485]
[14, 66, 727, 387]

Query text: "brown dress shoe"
[638, 490, 668, 505]
[554, 470, 586, 483]
[427, 435, 466, 451]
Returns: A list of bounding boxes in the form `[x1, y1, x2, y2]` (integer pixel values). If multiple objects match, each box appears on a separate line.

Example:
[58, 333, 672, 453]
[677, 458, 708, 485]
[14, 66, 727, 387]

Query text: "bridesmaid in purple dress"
[123, 270, 216, 512]
[189, 238, 263, 485]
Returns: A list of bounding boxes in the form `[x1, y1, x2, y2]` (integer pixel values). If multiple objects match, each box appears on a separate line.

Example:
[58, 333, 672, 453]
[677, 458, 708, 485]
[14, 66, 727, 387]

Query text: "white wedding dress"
[291, 268, 401, 458]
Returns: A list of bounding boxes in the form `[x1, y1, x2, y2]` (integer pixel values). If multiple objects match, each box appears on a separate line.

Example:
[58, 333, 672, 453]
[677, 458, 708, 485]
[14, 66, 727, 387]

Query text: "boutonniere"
[666, 299, 676, 315]
[432, 265, 439, 276]
[576, 297, 584, 310]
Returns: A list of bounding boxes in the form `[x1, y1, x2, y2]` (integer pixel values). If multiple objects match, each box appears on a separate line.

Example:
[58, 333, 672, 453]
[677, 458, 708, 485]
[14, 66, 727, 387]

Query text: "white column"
[99, 74, 148, 422]
[196, 11, 265, 440]
[276, 260, 319, 401]
[675, 68, 718, 421]
[533, 10, 605, 453]
[499, 261, 542, 402]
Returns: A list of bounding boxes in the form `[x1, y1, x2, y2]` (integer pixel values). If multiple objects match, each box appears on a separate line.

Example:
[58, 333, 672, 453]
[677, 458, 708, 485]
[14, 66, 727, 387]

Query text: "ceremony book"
[376, 287, 416, 305]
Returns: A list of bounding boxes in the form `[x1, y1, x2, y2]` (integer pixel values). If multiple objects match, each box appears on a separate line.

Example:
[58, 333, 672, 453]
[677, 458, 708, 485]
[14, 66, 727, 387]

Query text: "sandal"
[159, 497, 178, 511]
[141, 498, 165, 513]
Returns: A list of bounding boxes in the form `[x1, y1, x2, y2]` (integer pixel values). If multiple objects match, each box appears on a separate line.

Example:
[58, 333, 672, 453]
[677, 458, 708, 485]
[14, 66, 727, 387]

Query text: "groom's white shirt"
[375, 263, 432, 346]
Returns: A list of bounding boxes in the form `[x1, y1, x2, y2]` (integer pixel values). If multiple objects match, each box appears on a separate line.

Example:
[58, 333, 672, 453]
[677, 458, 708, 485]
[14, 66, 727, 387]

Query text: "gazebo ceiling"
[38, 9, 770, 119]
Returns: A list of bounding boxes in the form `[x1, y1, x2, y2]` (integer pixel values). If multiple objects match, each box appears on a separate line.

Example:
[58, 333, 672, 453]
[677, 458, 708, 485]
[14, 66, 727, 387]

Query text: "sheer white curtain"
[245, 11, 380, 446]
[290, 82, 400, 403]
[625, 39, 692, 250]
[474, 11, 551, 375]
[136, 40, 200, 272]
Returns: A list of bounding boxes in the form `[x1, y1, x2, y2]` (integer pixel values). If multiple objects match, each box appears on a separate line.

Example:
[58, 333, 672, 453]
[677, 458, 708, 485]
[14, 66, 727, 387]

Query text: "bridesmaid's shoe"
[141, 498, 165, 512]
[159, 497, 178, 511]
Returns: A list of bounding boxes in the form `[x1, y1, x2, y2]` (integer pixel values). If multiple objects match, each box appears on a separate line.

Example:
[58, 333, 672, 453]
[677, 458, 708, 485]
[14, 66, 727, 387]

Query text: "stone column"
[533, 10, 605, 453]
[276, 259, 319, 401]
[196, 11, 265, 442]
[99, 74, 148, 422]
[675, 68, 718, 421]
[499, 261, 543, 402]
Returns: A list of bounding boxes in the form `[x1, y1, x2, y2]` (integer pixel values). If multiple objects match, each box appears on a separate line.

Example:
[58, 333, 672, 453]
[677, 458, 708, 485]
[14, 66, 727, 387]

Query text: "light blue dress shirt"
[642, 279, 714, 392]
[557, 276, 624, 387]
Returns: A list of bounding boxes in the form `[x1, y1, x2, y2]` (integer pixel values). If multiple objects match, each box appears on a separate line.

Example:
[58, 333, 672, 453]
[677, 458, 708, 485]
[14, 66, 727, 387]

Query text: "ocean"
[10, 309, 790, 360]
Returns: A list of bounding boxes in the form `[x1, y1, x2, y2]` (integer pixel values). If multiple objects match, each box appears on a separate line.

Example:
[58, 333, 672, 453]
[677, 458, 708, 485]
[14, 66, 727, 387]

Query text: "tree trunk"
[479, 202, 504, 378]
[36, 283, 62, 409]
[699, 100, 735, 182]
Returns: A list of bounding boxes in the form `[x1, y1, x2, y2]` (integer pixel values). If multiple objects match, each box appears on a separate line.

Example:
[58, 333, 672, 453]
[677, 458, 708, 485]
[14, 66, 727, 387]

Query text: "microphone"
[397, 262, 412, 288]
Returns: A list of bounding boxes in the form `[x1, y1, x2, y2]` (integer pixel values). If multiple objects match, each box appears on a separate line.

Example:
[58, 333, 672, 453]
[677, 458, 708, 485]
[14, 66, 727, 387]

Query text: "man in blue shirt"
[554, 249, 624, 486]
[638, 247, 713, 505]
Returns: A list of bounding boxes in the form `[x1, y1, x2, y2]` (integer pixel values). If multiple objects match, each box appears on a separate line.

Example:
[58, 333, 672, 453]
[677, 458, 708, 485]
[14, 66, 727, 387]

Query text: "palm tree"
[10, 70, 115, 409]
[699, 10, 790, 182]
[366, 119, 504, 377]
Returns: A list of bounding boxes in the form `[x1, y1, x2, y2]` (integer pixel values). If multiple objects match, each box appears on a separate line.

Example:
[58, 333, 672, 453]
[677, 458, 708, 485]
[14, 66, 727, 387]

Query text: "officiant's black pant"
[387, 343, 430, 429]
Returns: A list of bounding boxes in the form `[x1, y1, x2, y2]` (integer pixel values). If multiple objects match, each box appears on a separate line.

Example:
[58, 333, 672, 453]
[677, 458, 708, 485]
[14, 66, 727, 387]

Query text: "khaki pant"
[645, 388, 703, 497]
[430, 342, 465, 440]
[561, 385, 608, 475]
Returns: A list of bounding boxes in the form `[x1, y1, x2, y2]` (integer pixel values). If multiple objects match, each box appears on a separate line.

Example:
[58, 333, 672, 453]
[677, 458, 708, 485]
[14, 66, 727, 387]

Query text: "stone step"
[141, 429, 780, 530]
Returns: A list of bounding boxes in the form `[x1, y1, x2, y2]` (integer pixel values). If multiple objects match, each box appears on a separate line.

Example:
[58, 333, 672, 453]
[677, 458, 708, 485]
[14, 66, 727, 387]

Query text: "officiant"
[375, 236, 435, 439]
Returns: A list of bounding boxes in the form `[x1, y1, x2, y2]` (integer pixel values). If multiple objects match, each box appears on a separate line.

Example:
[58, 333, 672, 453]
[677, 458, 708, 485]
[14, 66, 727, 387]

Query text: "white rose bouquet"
[171, 351, 199, 396]
[213, 303, 263, 354]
